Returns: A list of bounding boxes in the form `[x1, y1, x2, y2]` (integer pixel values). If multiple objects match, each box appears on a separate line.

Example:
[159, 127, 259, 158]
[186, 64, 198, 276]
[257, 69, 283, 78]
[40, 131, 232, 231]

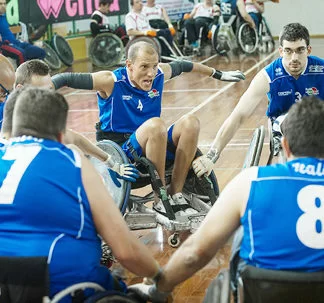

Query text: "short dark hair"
[99, 0, 113, 6]
[281, 96, 324, 158]
[1, 87, 25, 136]
[279, 23, 310, 46]
[127, 41, 157, 61]
[12, 88, 69, 141]
[15, 59, 50, 87]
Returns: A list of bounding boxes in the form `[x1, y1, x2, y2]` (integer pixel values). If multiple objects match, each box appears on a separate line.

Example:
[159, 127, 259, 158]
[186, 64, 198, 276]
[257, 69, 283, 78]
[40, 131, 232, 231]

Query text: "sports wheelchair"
[125, 20, 191, 62]
[0, 256, 144, 303]
[89, 26, 129, 68]
[90, 140, 219, 248]
[210, 14, 258, 55]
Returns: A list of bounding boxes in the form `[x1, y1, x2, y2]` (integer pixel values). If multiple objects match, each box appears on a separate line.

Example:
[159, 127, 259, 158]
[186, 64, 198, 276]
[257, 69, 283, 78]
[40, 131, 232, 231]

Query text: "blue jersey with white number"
[264, 56, 324, 119]
[220, 0, 237, 18]
[0, 137, 121, 299]
[240, 157, 324, 271]
[98, 66, 164, 133]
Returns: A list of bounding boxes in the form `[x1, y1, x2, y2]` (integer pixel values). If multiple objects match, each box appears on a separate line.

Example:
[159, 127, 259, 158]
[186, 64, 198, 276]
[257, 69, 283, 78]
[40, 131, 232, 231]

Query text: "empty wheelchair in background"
[90, 140, 219, 248]
[89, 32, 125, 68]
[210, 14, 258, 55]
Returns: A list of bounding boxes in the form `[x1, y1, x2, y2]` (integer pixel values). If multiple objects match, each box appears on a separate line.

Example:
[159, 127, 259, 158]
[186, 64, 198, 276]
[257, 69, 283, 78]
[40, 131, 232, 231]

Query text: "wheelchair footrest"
[124, 212, 157, 230]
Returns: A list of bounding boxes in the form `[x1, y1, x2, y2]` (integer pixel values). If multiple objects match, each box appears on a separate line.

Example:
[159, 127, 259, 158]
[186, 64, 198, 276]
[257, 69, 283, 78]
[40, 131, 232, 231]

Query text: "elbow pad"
[52, 73, 93, 90]
[169, 60, 194, 78]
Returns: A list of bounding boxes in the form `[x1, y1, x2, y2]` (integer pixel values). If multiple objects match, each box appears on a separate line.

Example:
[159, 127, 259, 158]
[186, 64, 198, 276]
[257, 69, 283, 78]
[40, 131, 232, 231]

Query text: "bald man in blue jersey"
[52, 41, 246, 215]
[129, 95, 324, 302]
[193, 22, 324, 178]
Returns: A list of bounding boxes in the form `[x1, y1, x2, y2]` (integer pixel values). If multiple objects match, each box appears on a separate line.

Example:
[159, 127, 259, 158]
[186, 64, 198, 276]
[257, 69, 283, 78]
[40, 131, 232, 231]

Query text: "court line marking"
[164, 88, 219, 93]
[174, 50, 277, 122]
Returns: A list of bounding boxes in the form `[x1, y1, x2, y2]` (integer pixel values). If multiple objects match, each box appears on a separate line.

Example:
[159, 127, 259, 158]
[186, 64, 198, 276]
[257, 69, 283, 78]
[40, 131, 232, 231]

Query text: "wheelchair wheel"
[89, 33, 124, 68]
[27, 24, 47, 42]
[125, 36, 161, 60]
[242, 125, 265, 169]
[42, 41, 62, 70]
[89, 140, 131, 214]
[51, 34, 74, 67]
[237, 23, 258, 54]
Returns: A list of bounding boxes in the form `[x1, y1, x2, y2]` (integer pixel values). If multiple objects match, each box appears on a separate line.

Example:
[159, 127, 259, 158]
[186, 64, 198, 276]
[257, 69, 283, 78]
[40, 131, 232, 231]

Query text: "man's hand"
[168, 24, 176, 36]
[145, 30, 157, 37]
[211, 69, 246, 82]
[107, 161, 139, 187]
[128, 283, 170, 303]
[192, 149, 219, 178]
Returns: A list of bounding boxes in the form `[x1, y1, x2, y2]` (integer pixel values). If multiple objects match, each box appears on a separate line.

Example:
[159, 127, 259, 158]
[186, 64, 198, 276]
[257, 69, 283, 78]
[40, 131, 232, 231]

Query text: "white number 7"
[0, 145, 41, 204]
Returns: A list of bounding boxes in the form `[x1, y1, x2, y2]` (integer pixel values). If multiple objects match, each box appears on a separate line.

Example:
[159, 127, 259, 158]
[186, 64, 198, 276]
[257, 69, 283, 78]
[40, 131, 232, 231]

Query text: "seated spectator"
[129, 95, 324, 302]
[0, 87, 161, 301]
[125, 0, 173, 57]
[0, 0, 45, 66]
[182, 0, 220, 47]
[90, 0, 113, 36]
[0, 54, 15, 129]
[142, 0, 176, 35]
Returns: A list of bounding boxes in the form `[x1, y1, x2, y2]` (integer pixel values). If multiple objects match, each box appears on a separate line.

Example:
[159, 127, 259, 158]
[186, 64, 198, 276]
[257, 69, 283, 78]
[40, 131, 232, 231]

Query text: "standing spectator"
[0, 0, 45, 66]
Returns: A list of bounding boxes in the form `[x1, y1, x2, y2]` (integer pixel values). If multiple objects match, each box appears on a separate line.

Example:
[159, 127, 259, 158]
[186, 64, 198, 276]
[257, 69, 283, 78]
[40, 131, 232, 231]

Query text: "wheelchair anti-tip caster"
[168, 233, 181, 248]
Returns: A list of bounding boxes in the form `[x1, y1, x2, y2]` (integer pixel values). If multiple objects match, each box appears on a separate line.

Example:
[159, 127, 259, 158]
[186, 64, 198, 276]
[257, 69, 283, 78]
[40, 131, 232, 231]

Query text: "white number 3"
[296, 185, 324, 249]
[0, 145, 41, 204]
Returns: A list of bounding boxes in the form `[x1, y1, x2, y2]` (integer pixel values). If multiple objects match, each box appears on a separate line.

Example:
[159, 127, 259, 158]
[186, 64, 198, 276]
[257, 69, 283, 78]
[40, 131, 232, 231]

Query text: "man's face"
[127, 50, 159, 91]
[132, 0, 143, 12]
[147, 0, 155, 6]
[279, 39, 311, 77]
[0, 1, 6, 15]
[29, 74, 54, 90]
[99, 3, 110, 14]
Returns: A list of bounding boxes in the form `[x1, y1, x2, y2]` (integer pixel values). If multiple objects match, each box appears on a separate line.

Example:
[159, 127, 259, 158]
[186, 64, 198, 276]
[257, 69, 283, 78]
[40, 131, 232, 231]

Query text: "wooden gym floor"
[56, 38, 324, 302]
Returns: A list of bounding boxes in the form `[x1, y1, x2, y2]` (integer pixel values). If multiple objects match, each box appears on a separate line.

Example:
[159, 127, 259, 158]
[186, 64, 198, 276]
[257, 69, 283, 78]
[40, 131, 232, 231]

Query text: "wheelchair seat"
[0, 256, 49, 303]
[238, 265, 324, 303]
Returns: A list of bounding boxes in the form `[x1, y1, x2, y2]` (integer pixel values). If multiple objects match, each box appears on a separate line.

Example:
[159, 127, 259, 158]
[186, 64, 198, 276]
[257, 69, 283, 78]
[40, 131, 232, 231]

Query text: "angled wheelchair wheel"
[183, 148, 220, 206]
[125, 36, 161, 60]
[242, 125, 265, 169]
[237, 23, 258, 54]
[51, 34, 74, 66]
[89, 140, 131, 214]
[27, 24, 48, 42]
[89, 33, 124, 68]
[42, 41, 62, 70]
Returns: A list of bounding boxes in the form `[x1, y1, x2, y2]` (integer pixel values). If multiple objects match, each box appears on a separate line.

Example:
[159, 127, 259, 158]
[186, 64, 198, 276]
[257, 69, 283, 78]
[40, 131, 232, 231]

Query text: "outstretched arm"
[193, 70, 270, 177]
[160, 60, 245, 82]
[129, 167, 258, 301]
[79, 149, 159, 278]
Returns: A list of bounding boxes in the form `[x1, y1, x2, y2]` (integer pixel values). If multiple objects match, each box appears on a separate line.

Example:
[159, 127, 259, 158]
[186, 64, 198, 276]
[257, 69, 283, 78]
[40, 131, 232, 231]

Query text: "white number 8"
[296, 185, 324, 249]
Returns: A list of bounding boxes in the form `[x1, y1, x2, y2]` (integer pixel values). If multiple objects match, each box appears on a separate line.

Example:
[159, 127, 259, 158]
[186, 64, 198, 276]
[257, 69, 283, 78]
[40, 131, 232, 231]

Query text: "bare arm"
[251, 0, 265, 13]
[157, 167, 258, 292]
[91, 70, 115, 98]
[237, 0, 256, 28]
[161, 7, 172, 26]
[79, 150, 159, 278]
[211, 70, 269, 154]
[64, 129, 108, 162]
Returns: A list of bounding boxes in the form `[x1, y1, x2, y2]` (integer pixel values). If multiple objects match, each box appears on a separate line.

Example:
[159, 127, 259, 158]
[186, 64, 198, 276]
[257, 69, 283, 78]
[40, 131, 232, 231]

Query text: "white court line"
[64, 90, 96, 97]
[164, 88, 219, 93]
[174, 50, 277, 123]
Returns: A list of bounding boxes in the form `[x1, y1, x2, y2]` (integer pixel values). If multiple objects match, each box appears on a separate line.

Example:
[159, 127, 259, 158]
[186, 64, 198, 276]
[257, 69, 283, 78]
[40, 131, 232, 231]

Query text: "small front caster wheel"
[168, 233, 180, 248]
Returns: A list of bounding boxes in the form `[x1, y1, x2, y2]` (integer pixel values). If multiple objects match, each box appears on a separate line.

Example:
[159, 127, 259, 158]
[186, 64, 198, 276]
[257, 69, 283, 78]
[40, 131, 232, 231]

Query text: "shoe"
[172, 193, 198, 215]
[191, 41, 199, 48]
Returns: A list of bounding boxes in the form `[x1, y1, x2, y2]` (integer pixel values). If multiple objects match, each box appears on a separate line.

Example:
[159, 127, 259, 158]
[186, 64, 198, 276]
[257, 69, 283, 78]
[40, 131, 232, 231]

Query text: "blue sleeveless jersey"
[220, 0, 237, 17]
[0, 137, 120, 299]
[240, 158, 324, 271]
[98, 66, 164, 133]
[264, 56, 324, 119]
[0, 100, 5, 130]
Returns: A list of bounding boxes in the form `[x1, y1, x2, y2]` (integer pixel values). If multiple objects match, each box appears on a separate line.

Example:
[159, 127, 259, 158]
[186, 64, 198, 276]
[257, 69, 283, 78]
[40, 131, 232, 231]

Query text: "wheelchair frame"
[90, 140, 219, 248]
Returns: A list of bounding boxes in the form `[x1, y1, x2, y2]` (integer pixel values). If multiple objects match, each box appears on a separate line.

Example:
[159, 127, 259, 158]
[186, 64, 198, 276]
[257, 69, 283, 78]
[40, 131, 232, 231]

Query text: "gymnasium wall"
[263, 0, 324, 37]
